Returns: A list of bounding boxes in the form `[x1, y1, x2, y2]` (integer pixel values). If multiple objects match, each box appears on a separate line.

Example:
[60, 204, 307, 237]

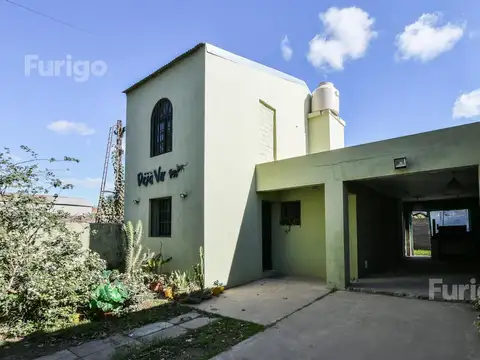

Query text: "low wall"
[70, 222, 124, 269]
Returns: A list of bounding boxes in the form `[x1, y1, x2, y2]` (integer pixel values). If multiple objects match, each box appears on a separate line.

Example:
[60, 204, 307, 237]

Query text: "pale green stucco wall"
[124, 49, 205, 273]
[257, 123, 480, 191]
[272, 187, 326, 279]
[203, 47, 312, 287]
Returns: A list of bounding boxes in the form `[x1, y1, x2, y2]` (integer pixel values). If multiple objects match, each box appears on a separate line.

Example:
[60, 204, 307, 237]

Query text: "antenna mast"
[96, 125, 114, 221]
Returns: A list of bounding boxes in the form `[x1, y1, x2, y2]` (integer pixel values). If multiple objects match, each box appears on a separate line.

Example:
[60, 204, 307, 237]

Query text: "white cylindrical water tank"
[311, 82, 340, 115]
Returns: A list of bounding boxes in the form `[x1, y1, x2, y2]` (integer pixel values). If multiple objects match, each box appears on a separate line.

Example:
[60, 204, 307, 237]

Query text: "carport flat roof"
[256, 122, 480, 192]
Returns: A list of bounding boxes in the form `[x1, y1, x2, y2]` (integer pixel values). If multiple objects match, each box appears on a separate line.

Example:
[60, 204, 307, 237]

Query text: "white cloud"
[62, 177, 113, 190]
[307, 7, 377, 71]
[280, 36, 293, 61]
[395, 13, 465, 62]
[47, 120, 96, 136]
[452, 89, 480, 119]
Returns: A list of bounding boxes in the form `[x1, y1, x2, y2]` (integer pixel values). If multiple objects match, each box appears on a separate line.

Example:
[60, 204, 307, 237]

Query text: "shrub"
[0, 227, 106, 336]
[95, 269, 154, 315]
[0, 146, 106, 336]
[90, 271, 129, 314]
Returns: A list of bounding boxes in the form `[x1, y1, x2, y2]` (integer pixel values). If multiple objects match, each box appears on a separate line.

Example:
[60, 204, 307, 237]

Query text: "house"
[46, 195, 95, 217]
[2, 194, 94, 218]
[124, 43, 480, 289]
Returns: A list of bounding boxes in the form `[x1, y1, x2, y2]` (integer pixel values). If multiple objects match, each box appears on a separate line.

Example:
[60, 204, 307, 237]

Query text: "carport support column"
[478, 165, 480, 206]
[325, 180, 349, 289]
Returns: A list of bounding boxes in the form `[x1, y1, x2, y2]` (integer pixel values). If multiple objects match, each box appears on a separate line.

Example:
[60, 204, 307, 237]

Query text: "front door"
[262, 201, 273, 271]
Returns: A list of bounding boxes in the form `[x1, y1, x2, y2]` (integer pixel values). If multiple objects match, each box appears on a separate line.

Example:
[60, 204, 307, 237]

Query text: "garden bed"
[112, 316, 265, 360]
[0, 300, 192, 360]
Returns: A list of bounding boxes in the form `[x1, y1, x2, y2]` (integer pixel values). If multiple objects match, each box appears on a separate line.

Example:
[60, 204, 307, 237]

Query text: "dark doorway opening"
[262, 201, 273, 271]
[348, 166, 480, 300]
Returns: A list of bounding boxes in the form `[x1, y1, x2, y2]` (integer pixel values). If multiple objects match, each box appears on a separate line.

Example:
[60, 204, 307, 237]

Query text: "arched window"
[150, 98, 173, 157]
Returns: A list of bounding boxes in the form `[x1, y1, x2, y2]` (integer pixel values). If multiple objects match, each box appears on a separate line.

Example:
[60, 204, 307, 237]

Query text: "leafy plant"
[213, 280, 224, 287]
[142, 242, 172, 274]
[89, 271, 129, 313]
[123, 220, 149, 277]
[169, 270, 196, 295]
[0, 146, 106, 336]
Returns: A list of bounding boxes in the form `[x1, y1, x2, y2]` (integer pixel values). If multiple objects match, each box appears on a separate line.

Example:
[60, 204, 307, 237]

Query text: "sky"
[1, 0, 479, 205]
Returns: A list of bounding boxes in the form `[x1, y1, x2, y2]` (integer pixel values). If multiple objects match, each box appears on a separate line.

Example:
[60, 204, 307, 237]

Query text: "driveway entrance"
[192, 277, 329, 325]
[213, 291, 480, 360]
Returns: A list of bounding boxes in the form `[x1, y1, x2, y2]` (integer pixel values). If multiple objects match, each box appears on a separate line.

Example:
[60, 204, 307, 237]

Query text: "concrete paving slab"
[69, 338, 111, 357]
[80, 347, 115, 360]
[128, 321, 173, 338]
[139, 325, 188, 343]
[213, 291, 480, 360]
[69, 335, 139, 358]
[179, 317, 218, 330]
[192, 277, 330, 325]
[35, 350, 78, 360]
[168, 311, 200, 325]
[80, 339, 140, 360]
[108, 334, 140, 348]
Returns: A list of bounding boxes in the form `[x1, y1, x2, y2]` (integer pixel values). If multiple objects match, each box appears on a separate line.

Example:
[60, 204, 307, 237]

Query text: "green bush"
[0, 227, 106, 336]
[0, 146, 106, 337]
[90, 271, 129, 313]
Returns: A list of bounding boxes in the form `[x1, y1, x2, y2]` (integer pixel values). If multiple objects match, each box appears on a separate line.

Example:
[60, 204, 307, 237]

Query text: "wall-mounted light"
[180, 192, 188, 199]
[133, 199, 140, 204]
[394, 157, 407, 170]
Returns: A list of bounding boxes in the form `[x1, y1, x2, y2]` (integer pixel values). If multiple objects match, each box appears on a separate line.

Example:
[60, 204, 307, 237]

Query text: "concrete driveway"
[193, 277, 330, 325]
[213, 291, 480, 360]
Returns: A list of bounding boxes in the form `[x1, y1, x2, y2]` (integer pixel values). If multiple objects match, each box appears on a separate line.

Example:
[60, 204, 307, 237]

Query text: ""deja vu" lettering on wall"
[137, 163, 187, 187]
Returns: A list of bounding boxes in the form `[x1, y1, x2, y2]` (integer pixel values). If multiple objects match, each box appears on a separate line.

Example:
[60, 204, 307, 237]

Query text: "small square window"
[280, 201, 301, 226]
[150, 197, 172, 237]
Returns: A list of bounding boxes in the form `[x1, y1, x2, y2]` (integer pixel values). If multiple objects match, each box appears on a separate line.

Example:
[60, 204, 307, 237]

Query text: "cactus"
[123, 220, 148, 277]
[199, 246, 205, 290]
[191, 246, 205, 290]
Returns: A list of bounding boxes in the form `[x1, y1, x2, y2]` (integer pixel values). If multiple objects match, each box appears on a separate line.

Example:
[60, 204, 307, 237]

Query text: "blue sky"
[1, 0, 479, 205]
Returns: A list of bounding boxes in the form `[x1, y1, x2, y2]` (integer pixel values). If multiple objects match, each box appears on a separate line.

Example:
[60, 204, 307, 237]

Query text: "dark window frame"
[149, 197, 172, 237]
[280, 201, 301, 226]
[150, 98, 173, 157]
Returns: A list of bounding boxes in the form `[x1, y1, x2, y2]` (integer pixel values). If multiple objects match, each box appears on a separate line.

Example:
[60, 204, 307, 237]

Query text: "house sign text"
[137, 163, 187, 187]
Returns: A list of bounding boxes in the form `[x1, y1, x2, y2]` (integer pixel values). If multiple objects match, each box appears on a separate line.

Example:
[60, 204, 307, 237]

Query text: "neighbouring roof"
[2, 193, 93, 207]
[123, 42, 308, 94]
[44, 195, 93, 207]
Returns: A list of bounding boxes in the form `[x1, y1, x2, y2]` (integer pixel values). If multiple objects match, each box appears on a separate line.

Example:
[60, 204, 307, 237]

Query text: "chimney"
[307, 82, 345, 154]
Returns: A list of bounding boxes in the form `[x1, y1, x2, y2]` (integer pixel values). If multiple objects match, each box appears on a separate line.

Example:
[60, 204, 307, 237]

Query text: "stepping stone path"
[35, 312, 218, 360]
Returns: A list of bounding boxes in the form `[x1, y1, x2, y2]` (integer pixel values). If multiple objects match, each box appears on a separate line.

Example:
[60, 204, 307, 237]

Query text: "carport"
[257, 122, 480, 290]
[348, 166, 480, 299]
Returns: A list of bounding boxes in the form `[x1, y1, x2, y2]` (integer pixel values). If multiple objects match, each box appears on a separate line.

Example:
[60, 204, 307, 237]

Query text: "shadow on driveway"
[213, 291, 480, 360]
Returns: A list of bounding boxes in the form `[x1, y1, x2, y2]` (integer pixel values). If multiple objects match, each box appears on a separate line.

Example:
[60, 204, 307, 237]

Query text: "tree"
[0, 146, 105, 336]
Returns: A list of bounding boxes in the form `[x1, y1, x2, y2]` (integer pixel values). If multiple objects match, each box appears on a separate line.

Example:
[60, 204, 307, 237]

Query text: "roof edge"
[204, 44, 308, 88]
[123, 43, 206, 94]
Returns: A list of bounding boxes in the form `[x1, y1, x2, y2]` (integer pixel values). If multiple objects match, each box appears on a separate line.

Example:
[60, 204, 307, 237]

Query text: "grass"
[112, 316, 265, 360]
[413, 249, 431, 256]
[0, 300, 192, 360]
